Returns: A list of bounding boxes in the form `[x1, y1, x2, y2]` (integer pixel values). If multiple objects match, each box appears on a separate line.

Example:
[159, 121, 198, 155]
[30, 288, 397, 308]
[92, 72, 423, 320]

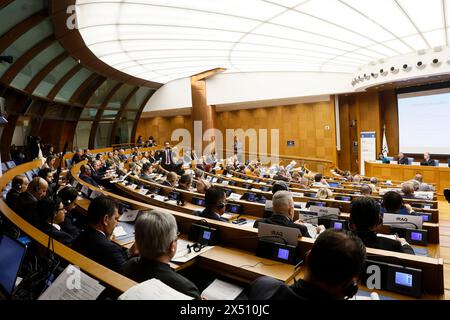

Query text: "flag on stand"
[382, 125, 389, 156]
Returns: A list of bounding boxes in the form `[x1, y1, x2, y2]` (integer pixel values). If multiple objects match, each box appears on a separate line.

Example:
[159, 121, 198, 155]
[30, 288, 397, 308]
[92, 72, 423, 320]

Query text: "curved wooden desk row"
[71, 163, 299, 284]
[230, 169, 438, 202]
[130, 177, 442, 245]
[61, 147, 158, 168]
[199, 171, 440, 227]
[365, 162, 450, 197]
[0, 160, 138, 294]
[70, 164, 445, 296]
[212, 170, 438, 205]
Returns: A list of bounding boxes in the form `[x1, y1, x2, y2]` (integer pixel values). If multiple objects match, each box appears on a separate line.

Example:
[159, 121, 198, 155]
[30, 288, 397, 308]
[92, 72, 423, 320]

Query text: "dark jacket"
[420, 159, 436, 166]
[39, 223, 74, 247]
[14, 191, 38, 224]
[123, 258, 201, 298]
[249, 277, 334, 300]
[162, 180, 173, 187]
[79, 173, 100, 188]
[253, 213, 311, 238]
[398, 157, 409, 165]
[288, 279, 337, 300]
[72, 227, 129, 273]
[199, 208, 228, 222]
[6, 189, 20, 208]
[273, 174, 290, 182]
[71, 153, 83, 164]
[60, 211, 82, 238]
[354, 230, 415, 255]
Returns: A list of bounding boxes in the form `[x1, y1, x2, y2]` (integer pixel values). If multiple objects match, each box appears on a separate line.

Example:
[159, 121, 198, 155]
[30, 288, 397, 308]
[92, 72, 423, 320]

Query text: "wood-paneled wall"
[338, 89, 400, 173]
[136, 100, 338, 166]
[136, 115, 192, 146]
[216, 101, 338, 165]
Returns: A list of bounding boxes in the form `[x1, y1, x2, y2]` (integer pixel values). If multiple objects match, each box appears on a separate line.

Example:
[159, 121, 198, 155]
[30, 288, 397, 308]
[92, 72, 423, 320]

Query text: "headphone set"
[14, 180, 23, 191]
[293, 252, 359, 300]
[186, 242, 205, 254]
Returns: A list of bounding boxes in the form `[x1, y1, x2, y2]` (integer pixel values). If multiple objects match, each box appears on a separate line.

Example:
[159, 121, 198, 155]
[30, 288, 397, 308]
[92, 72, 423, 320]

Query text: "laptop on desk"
[0, 235, 27, 298]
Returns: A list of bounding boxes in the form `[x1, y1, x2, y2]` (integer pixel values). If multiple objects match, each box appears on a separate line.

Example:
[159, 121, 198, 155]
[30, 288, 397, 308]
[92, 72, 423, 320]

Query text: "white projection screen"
[398, 88, 450, 155]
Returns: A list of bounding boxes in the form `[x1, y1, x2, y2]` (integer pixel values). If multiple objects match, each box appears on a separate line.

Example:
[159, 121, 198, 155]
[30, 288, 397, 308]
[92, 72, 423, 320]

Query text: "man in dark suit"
[123, 210, 201, 298]
[6, 174, 29, 208]
[397, 152, 409, 165]
[349, 197, 414, 254]
[71, 149, 84, 165]
[73, 196, 137, 273]
[38, 168, 56, 196]
[420, 152, 436, 166]
[162, 172, 178, 187]
[158, 141, 177, 171]
[249, 229, 366, 300]
[15, 177, 48, 224]
[79, 164, 100, 188]
[254, 191, 319, 238]
[199, 187, 228, 222]
[36, 197, 73, 246]
[58, 186, 83, 238]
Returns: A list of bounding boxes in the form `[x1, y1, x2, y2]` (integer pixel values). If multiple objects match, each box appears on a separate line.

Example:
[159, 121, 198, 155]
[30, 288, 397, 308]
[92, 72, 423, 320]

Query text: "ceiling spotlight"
[390, 66, 399, 74]
[416, 61, 425, 69]
[371, 72, 378, 79]
[432, 58, 441, 66]
[403, 64, 412, 72]
[364, 73, 370, 80]
[380, 69, 388, 76]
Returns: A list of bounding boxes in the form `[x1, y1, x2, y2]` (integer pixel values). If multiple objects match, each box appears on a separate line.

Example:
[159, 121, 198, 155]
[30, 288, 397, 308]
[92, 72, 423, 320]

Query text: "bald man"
[14, 177, 48, 224]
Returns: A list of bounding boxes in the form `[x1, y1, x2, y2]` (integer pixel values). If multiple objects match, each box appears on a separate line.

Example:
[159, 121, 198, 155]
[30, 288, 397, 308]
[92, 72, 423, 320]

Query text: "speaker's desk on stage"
[365, 161, 450, 197]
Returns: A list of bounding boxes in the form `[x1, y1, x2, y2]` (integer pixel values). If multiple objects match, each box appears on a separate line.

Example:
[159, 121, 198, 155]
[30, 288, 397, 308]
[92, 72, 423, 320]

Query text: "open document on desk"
[39, 265, 105, 300]
[201, 279, 244, 300]
[113, 221, 136, 244]
[119, 279, 193, 300]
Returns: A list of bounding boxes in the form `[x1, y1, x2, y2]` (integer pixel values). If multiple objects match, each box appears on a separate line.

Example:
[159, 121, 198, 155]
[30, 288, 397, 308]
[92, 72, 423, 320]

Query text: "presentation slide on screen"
[398, 88, 450, 154]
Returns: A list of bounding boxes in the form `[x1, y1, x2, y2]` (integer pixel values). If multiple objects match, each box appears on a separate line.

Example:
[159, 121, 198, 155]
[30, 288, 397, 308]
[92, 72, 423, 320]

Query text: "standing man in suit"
[72, 196, 137, 273]
[397, 152, 409, 165]
[420, 152, 436, 166]
[159, 141, 176, 171]
[349, 197, 414, 254]
[234, 136, 244, 164]
[123, 210, 201, 298]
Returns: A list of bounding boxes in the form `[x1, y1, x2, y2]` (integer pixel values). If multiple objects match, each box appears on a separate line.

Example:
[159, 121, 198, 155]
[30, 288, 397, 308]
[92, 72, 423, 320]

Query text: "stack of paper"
[228, 193, 242, 201]
[201, 279, 244, 300]
[39, 265, 105, 300]
[118, 279, 194, 300]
